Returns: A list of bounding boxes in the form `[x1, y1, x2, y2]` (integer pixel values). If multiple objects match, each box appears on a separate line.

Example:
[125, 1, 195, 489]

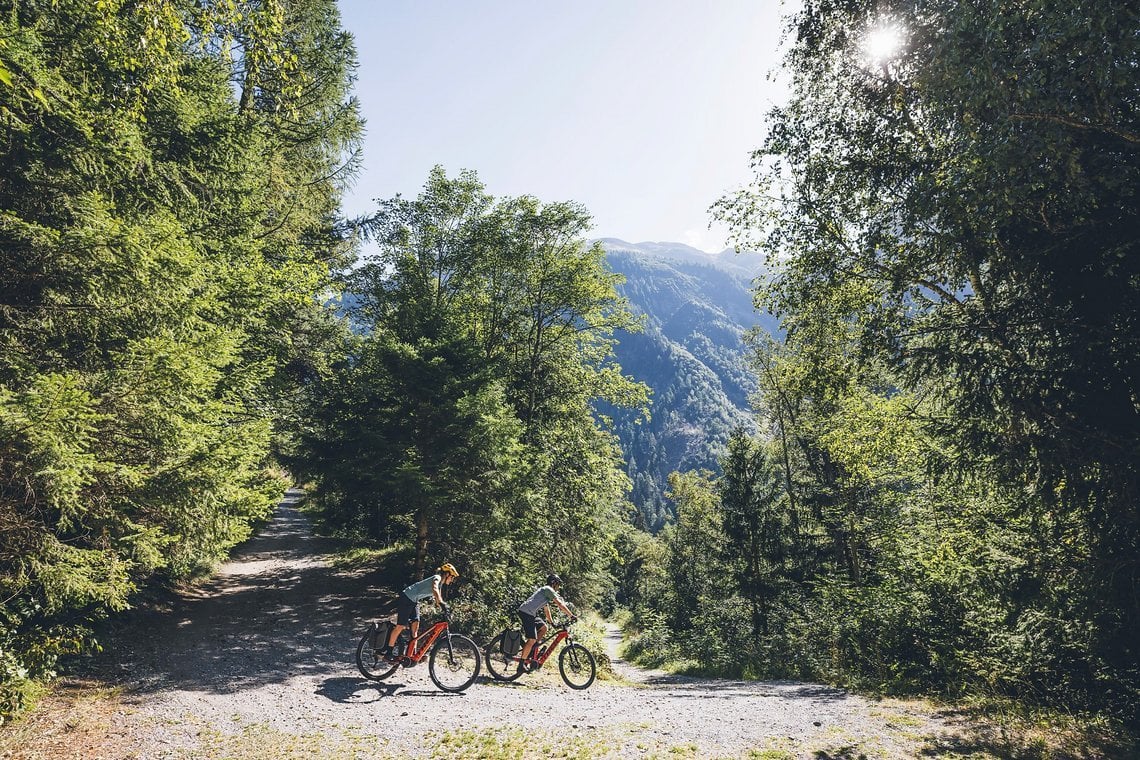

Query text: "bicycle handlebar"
[553, 613, 577, 629]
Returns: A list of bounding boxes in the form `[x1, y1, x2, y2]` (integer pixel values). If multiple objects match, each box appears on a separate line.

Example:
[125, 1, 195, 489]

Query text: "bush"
[687, 596, 756, 677]
[0, 611, 92, 724]
[623, 608, 678, 668]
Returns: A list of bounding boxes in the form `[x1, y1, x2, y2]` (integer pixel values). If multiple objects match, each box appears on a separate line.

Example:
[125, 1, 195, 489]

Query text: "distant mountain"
[597, 239, 778, 531]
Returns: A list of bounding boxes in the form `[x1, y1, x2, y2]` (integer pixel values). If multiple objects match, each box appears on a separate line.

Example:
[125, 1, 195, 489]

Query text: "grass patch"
[328, 544, 405, 573]
[430, 726, 613, 759]
[742, 734, 888, 760]
[915, 695, 1137, 759]
[0, 679, 130, 760]
[429, 725, 758, 760]
[746, 750, 797, 760]
[189, 720, 388, 760]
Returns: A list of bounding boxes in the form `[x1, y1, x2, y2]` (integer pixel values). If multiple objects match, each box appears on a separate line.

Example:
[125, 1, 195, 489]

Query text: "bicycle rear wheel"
[429, 633, 481, 693]
[558, 643, 596, 689]
[356, 624, 400, 680]
[484, 631, 525, 682]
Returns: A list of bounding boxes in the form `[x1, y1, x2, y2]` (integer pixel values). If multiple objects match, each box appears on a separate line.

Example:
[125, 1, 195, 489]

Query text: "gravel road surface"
[45, 491, 970, 759]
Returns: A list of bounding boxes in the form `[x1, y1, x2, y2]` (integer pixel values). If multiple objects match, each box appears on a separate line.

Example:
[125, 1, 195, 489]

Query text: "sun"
[864, 24, 904, 65]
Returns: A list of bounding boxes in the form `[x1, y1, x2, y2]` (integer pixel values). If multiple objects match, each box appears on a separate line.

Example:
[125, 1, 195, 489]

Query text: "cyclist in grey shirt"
[517, 573, 574, 665]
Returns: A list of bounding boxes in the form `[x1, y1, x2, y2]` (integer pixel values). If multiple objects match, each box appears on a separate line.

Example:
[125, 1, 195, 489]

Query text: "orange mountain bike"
[484, 614, 596, 689]
[357, 610, 481, 693]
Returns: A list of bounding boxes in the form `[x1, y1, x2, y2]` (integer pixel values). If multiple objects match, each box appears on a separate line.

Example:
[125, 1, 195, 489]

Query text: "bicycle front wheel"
[484, 632, 525, 682]
[356, 626, 399, 681]
[558, 643, 596, 689]
[429, 633, 481, 693]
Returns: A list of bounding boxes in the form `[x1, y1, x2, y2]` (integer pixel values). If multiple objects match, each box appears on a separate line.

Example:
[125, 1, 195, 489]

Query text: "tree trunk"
[415, 509, 429, 578]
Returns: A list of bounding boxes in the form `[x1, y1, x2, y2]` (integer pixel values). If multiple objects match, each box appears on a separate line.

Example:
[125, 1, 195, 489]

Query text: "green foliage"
[661, 470, 727, 633]
[719, 430, 790, 636]
[295, 168, 648, 627]
[0, 0, 361, 723]
[617, 0, 1140, 728]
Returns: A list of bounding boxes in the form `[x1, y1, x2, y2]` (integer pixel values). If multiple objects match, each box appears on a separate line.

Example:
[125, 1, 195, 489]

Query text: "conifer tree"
[0, 0, 360, 719]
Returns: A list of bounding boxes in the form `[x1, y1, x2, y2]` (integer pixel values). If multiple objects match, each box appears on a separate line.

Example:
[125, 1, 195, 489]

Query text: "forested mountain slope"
[598, 240, 776, 530]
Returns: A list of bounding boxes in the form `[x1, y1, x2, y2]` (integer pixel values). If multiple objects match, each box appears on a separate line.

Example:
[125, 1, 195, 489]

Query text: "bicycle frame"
[397, 620, 448, 663]
[528, 621, 571, 666]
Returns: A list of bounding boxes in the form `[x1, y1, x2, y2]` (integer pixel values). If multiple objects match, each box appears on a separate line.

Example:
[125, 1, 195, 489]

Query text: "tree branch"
[1009, 113, 1140, 145]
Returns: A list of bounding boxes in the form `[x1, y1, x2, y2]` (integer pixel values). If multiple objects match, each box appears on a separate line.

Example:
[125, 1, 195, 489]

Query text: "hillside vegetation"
[600, 241, 777, 530]
[615, 0, 1140, 735]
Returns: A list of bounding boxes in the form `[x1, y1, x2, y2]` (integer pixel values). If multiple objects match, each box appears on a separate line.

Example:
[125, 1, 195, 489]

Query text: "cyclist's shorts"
[518, 610, 542, 640]
[397, 593, 419, 625]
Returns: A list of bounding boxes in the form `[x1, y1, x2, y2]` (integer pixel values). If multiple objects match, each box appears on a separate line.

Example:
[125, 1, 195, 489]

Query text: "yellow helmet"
[439, 563, 459, 579]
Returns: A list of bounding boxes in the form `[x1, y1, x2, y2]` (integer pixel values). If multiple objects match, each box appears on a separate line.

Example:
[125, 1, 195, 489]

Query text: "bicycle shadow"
[315, 676, 399, 703]
[314, 676, 469, 703]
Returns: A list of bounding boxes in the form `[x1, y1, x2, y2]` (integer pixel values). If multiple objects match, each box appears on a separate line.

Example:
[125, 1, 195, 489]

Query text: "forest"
[2, 0, 1137, 737]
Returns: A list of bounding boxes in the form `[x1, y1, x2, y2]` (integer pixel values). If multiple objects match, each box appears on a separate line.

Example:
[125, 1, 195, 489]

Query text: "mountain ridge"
[599, 240, 775, 531]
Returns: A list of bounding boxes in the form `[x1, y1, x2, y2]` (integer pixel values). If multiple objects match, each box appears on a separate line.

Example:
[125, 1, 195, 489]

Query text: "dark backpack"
[500, 629, 523, 657]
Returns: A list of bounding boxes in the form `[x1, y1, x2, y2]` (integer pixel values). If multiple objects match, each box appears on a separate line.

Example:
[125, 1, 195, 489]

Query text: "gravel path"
[71, 491, 968, 759]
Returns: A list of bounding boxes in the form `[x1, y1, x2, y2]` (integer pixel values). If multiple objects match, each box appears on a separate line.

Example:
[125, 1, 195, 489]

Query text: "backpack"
[500, 628, 523, 657]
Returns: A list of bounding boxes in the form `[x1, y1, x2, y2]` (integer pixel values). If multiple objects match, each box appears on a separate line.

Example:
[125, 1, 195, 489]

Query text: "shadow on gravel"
[636, 676, 851, 703]
[314, 676, 474, 704]
[914, 714, 1133, 759]
[812, 747, 863, 759]
[82, 491, 399, 697]
[315, 677, 400, 702]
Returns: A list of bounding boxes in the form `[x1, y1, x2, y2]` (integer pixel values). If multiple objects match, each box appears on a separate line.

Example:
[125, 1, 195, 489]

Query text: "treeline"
[290, 168, 648, 633]
[0, 0, 360, 720]
[619, 0, 1138, 727]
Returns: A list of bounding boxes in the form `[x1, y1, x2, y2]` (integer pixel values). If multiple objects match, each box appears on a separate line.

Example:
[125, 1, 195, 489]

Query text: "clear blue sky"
[337, 1, 791, 253]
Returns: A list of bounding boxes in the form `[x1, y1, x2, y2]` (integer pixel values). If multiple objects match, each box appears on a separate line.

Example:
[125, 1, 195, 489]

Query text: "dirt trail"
[17, 491, 974, 759]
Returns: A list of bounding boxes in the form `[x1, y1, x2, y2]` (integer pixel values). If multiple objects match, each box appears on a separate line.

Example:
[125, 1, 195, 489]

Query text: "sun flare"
[864, 24, 904, 64]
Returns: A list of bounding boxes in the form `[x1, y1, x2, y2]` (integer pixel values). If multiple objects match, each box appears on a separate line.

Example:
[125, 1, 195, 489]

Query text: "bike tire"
[356, 625, 400, 681]
[484, 631, 525, 682]
[428, 633, 481, 693]
[558, 643, 596, 689]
